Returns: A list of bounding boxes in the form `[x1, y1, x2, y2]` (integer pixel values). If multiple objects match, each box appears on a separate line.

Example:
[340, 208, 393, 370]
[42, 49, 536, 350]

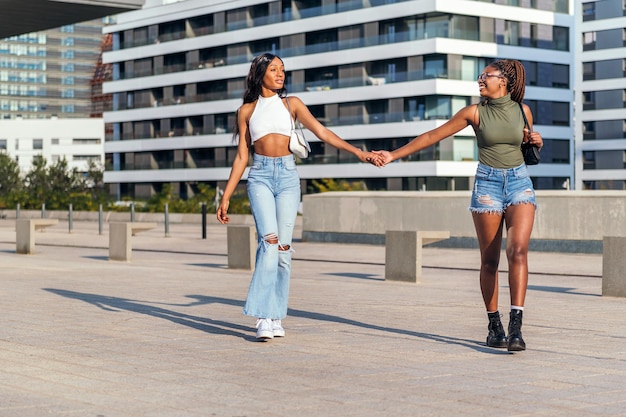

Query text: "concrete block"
[385, 230, 450, 283]
[16, 218, 59, 254]
[227, 225, 257, 270]
[602, 236, 626, 297]
[109, 222, 156, 261]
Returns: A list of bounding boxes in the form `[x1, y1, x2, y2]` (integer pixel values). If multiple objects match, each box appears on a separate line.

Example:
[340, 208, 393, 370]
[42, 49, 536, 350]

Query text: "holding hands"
[364, 150, 392, 167]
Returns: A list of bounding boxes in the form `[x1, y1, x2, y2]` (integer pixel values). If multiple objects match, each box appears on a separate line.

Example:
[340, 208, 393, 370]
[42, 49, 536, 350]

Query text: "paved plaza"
[0, 218, 624, 417]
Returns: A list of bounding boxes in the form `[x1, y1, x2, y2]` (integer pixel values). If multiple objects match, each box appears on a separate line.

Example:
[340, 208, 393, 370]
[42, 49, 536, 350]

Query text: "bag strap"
[285, 97, 295, 129]
[285, 97, 306, 137]
[518, 102, 532, 140]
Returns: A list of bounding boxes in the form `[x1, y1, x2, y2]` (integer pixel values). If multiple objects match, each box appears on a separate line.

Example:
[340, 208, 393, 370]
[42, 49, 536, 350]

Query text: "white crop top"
[248, 94, 293, 143]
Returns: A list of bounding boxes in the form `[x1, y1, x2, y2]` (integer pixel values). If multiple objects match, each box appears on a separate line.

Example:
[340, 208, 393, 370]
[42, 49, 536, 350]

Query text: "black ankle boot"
[486, 311, 507, 348]
[507, 309, 526, 351]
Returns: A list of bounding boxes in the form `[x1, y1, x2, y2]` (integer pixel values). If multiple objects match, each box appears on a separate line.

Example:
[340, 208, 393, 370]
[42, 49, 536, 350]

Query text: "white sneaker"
[272, 319, 285, 337]
[255, 318, 273, 340]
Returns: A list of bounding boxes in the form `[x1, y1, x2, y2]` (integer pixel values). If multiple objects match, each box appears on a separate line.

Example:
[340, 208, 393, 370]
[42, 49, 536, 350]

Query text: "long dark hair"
[489, 59, 526, 103]
[242, 53, 287, 103]
[233, 53, 287, 140]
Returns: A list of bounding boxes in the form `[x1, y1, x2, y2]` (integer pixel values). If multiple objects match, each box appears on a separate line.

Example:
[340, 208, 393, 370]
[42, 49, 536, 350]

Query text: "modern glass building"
[0, 19, 110, 119]
[102, 0, 574, 200]
[578, 0, 626, 190]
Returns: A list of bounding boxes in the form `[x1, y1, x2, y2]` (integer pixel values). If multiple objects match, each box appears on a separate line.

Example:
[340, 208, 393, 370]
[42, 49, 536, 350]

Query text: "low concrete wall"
[0, 210, 258, 226]
[302, 190, 626, 253]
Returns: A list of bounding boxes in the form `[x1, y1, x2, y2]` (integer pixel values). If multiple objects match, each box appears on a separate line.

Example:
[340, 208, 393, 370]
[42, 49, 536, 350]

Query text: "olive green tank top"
[476, 94, 525, 169]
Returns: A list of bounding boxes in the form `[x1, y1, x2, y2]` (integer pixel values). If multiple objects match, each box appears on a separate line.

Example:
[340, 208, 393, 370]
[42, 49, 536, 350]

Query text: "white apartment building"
[0, 118, 104, 173]
[578, 0, 626, 190]
[102, 0, 575, 200]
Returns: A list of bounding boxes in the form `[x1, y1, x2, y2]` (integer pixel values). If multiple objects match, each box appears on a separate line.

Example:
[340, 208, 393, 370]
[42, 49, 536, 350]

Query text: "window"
[525, 61, 537, 85]
[73, 155, 100, 161]
[33, 139, 43, 150]
[583, 31, 596, 51]
[51, 138, 59, 145]
[583, 62, 595, 80]
[583, 2, 595, 21]
[583, 151, 595, 170]
[73, 138, 101, 145]
[0, 139, 6, 150]
[552, 64, 569, 88]
[424, 55, 446, 79]
[504, 20, 520, 45]
[583, 91, 595, 110]
[583, 121, 595, 140]
[553, 26, 568, 51]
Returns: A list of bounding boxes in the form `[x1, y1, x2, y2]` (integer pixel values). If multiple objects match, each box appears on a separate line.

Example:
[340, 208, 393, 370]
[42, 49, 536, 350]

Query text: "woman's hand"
[359, 151, 380, 164]
[370, 150, 393, 166]
[528, 131, 543, 149]
[216, 200, 230, 224]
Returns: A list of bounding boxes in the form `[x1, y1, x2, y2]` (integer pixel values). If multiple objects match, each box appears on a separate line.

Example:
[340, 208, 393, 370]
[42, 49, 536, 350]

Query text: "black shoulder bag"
[519, 102, 540, 165]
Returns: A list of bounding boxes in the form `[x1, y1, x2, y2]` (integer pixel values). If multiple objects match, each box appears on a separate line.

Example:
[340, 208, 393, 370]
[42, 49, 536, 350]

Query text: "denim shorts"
[469, 162, 537, 214]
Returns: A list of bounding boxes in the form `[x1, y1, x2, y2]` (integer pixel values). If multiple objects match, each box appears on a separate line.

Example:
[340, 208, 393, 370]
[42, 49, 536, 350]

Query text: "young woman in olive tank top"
[373, 59, 543, 352]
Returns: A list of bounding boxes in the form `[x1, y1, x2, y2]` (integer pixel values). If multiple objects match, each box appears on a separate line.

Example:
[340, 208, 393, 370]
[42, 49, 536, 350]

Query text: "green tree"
[0, 153, 23, 208]
[23, 156, 49, 209]
[22, 157, 89, 210]
[79, 160, 111, 210]
[308, 178, 368, 194]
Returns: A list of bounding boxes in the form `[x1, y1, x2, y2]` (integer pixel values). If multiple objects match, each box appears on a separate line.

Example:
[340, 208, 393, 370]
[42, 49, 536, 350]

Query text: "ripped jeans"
[469, 162, 537, 214]
[243, 154, 301, 319]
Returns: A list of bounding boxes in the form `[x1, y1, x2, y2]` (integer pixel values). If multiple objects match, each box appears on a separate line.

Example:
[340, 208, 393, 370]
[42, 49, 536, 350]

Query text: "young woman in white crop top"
[217, 53, 377, 340]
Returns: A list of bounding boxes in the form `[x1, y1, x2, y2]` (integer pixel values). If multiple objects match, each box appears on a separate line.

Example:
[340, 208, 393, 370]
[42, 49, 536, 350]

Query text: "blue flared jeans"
[243, 154, 301, 319]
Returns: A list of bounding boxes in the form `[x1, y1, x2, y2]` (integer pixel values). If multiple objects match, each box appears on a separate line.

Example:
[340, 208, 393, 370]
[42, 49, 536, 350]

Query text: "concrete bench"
[227, 225, 257, 270]
[109, 222, 157, 261]
[16, 218, 59, 254]
[602, 236, 626, 297]
[385, 230, 450, 283]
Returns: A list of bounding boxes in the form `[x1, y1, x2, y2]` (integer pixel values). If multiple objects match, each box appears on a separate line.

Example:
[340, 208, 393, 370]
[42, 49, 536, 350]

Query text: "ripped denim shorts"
[469, 162, 537, 214]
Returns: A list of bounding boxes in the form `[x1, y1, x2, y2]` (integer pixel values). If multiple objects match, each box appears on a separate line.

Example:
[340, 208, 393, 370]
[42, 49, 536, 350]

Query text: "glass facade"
[579, 0, 626, 189]
[103, 0, 574, 199]
[0, 19, 107, 119]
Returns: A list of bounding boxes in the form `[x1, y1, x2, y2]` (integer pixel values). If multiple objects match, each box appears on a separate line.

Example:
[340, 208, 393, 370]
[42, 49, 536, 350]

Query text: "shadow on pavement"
[44, 289, 509, 353]
[43, 288, 253, 340]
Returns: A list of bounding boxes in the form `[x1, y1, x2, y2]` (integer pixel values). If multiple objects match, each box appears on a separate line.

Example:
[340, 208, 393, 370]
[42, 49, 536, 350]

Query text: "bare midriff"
[252, 133, 291, 157]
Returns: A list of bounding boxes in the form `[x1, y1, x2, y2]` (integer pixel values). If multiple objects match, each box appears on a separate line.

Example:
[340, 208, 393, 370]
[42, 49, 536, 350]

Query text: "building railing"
[112, 70, 452, 111]
[115, 0, 568, 51]
[114, 19, 569, 82]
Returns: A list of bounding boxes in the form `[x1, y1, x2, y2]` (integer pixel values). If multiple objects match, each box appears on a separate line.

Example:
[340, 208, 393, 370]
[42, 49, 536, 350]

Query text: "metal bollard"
[201, 202, 207, 240]
[68, 204, 73, 233]
[164, 203, 170, 237]
[41, 203, 46, 218]
[130, 202, 135, 222]
[98, 204, 103, 235]
[16, 203, 20, 219]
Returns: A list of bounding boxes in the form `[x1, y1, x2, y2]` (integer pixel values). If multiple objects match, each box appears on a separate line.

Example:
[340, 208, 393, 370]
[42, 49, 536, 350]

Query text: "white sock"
[511, 305, 524, 311]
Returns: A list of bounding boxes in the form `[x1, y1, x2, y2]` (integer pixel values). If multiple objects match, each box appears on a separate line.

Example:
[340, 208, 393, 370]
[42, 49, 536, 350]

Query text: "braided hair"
[490, 59, 526, 103]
